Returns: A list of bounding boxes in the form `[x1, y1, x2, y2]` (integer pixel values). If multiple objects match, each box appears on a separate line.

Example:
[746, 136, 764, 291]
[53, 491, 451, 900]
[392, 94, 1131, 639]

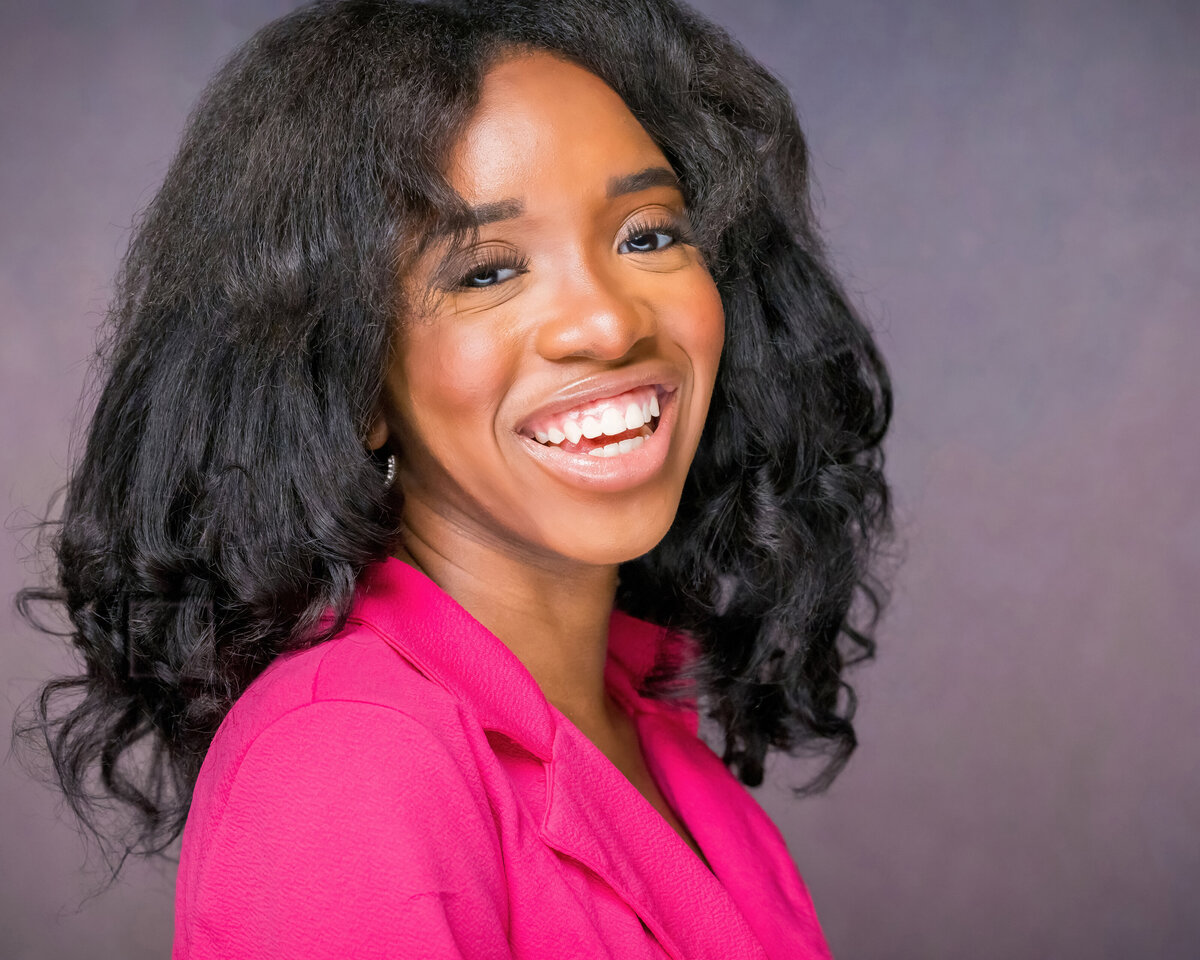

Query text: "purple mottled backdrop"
[2, 1, 1197, 957]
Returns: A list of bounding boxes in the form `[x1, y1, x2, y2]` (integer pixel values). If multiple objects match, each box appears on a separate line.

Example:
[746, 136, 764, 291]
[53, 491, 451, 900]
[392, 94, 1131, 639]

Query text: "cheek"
[394, 321, 517, 446]
[675, 274, 726, 376]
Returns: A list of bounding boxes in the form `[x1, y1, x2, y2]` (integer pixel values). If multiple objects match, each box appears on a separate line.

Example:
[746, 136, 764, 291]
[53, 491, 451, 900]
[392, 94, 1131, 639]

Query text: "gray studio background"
[2, 1, 1197, 957]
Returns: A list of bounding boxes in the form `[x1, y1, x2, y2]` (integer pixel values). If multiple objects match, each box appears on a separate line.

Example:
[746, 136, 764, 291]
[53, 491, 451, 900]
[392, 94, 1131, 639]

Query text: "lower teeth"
[586, 434, 646, 458]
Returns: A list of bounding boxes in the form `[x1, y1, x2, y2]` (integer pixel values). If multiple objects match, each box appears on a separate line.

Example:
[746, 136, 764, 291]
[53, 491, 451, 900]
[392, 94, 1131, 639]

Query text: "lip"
[515, 386, 680, 492]
[513, 365, 682, 437]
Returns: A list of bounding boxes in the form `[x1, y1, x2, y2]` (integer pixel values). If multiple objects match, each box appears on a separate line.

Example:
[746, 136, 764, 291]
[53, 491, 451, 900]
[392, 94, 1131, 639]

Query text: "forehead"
[445, 50, 672, 205]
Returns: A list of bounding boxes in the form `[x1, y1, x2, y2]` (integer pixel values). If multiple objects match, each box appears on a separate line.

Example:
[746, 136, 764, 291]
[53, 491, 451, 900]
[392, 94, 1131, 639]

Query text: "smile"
[522, 385, 661, 457]
[516, 386, 679, 491]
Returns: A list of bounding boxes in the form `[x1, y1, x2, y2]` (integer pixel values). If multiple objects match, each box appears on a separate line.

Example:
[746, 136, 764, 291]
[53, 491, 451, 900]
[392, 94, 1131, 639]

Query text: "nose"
[533, 260, 657, 362]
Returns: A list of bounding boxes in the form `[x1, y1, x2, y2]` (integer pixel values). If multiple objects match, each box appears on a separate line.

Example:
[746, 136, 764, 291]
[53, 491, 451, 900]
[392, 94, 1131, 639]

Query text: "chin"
[539, 509, 677, 568]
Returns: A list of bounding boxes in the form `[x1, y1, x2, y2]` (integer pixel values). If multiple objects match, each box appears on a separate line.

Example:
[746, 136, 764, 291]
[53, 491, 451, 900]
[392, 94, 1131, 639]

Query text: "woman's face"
[379, 50, 725, 569]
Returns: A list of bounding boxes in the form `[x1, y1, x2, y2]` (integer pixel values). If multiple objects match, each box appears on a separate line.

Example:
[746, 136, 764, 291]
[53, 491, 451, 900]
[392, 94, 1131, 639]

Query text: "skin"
[368, 51, 723, 860]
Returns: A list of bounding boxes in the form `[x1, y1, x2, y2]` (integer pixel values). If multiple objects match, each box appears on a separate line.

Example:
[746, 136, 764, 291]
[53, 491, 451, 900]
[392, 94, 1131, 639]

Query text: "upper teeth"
[531, 389, 661, 445]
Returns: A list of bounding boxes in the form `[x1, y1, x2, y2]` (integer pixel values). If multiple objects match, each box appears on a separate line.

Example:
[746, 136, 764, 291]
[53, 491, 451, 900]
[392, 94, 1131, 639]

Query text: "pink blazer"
[173, 557, 833, 959]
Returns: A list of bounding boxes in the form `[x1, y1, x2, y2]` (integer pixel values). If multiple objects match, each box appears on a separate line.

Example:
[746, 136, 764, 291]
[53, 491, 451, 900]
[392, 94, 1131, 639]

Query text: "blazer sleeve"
[179, 700, 513, 960]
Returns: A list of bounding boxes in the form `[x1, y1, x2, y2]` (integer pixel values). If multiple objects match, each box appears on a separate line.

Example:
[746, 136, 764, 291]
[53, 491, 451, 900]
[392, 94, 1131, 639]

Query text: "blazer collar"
[353, 556, 557, 760]
[351, 556, 695, 759]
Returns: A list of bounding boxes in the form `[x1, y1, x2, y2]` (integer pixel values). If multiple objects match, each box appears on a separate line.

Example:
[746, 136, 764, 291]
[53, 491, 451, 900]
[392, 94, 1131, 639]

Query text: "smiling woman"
[14, 1, 892, 958]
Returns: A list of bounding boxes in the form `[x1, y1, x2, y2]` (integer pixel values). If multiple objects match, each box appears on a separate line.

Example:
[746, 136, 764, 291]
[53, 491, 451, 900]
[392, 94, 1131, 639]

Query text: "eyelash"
[451, 215, 695, 291]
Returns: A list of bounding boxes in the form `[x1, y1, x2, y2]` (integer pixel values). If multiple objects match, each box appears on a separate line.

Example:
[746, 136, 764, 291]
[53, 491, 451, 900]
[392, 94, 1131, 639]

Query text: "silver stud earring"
[383, 454, 396, 490]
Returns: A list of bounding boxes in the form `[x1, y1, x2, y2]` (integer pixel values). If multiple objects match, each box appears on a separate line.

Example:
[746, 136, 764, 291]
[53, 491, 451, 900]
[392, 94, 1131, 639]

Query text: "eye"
[454, 249, 530, 290]
[619, 216, 694, 255]
[444, 214, 695, 292]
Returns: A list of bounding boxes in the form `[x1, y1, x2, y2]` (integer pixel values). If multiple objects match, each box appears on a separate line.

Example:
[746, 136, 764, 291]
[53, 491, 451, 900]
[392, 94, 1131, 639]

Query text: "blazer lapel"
[637, 712, 833, 960]
[539, 716, 769, 960]
[603, 610, 832, 960]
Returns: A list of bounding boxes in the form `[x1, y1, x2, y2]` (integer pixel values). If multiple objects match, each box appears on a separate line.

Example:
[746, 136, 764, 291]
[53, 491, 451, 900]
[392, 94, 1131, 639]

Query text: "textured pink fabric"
[173, 557, 833, 959]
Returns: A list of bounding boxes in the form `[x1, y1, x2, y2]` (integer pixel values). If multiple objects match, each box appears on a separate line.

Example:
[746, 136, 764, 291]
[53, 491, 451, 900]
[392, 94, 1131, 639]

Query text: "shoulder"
[183, 621, 495, 876]
[176, 626, 509, 958]
[201, 619, 469, 779]
[195, 694, 496, 854]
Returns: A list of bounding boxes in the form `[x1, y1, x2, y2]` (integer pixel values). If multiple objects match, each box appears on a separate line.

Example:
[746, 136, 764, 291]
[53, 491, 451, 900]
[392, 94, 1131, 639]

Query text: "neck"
[395, 506, 623, 736]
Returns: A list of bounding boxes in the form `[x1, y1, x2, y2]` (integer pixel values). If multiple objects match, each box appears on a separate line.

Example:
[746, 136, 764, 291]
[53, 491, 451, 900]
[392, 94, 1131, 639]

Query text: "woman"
[17, 0, 892, 957]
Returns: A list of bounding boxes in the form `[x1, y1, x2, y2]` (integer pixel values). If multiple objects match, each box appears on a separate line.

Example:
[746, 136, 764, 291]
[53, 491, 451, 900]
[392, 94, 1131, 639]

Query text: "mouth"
[514, 385, 679, 491]
[517, 383, 668, 458]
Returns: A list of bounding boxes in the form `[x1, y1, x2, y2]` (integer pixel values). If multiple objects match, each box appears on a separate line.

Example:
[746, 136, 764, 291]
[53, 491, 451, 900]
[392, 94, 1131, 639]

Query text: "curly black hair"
[14, 0, 892, 879]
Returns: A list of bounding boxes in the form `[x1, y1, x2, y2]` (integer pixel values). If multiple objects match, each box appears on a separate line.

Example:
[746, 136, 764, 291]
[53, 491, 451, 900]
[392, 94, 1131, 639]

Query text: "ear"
[366, 412, 389, 452]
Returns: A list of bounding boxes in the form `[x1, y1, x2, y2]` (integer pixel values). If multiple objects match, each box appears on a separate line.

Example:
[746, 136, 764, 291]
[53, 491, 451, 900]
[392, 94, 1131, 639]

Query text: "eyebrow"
[436, 165, 684, 235]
